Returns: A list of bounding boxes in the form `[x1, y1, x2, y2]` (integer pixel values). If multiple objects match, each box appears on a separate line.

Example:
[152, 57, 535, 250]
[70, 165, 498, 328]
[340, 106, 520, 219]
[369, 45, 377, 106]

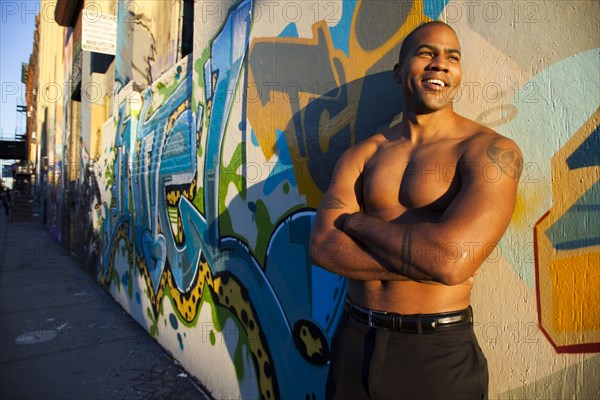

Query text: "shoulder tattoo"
[486, 139, 523, 181]
[319, 195, 347, 210]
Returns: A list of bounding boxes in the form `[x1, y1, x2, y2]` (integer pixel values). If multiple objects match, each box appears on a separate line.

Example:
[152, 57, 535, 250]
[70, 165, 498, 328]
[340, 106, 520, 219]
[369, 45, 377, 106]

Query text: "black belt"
[345, 298, 473, 333]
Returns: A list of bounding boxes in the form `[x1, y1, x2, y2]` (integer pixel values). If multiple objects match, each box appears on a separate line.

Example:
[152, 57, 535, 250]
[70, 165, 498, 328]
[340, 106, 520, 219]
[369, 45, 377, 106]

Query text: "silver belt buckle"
[368, 310, 390, 329]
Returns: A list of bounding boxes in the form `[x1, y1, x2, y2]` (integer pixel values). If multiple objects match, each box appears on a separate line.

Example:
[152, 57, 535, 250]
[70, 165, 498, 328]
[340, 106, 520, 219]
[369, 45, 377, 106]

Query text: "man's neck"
[400, 106, 460, 144]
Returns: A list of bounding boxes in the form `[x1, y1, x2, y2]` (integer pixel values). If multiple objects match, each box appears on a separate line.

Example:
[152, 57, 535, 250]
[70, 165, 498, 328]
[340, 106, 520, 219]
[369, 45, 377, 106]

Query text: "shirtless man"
[309, 21, 523, 399]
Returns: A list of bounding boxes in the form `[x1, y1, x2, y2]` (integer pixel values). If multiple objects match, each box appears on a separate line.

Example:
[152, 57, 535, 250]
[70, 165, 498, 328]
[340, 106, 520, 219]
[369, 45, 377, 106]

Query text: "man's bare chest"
[362, 143, 462, 213]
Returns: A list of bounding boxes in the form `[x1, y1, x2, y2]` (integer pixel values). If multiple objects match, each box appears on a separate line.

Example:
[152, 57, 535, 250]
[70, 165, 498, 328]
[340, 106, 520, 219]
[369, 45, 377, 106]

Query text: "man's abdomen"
[348, 279, 473, 314]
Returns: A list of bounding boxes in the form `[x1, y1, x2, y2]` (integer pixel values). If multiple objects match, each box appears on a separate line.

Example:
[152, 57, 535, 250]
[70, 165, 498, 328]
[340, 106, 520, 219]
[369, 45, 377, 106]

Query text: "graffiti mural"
[78, 0, 600, 398]
[94, 1, 452, 397]
[534, 110, 600, 353]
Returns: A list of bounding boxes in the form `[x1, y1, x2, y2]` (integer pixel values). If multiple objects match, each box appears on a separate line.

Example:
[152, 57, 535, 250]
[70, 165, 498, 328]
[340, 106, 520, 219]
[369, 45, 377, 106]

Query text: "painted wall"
[43, 0, 599, 398]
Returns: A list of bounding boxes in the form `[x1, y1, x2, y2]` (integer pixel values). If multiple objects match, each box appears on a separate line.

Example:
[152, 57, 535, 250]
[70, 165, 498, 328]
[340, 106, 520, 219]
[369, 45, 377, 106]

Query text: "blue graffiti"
[135, 64, 211, 292]
[329, 0, 357, 57]
[101, 102, 133, 278]
[263, 129, 297, 196]
[545, 125, 600, 250]
[423, 0, 450, 19]
[103, 61, 211, 293]
[279, 22, 299, 38]
[203, 0, 253, 246]
[566, 126, 600, 169]
[545, 181, 600, 250]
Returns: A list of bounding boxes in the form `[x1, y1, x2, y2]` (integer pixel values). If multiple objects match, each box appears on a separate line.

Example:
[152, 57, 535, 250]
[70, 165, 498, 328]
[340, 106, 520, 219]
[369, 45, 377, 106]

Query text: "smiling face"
[395, 23, 462, 114]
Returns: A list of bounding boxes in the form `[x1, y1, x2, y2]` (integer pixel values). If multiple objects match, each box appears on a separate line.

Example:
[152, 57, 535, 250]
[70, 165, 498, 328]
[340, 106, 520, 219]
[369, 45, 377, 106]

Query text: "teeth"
[427, 79, 446, 87]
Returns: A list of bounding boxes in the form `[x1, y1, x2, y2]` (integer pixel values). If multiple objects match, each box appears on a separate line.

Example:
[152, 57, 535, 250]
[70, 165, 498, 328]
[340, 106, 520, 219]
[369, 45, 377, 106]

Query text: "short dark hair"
[398, 21, 456, 65]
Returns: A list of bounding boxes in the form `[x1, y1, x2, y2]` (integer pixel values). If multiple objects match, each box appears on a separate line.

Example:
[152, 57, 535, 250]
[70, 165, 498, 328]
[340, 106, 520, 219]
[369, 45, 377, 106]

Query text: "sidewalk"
[0, 209, 212, 400]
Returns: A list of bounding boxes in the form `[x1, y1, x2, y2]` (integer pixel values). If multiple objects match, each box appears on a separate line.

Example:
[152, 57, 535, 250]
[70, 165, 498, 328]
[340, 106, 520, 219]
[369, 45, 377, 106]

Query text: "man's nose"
[428, 57, 449, 72]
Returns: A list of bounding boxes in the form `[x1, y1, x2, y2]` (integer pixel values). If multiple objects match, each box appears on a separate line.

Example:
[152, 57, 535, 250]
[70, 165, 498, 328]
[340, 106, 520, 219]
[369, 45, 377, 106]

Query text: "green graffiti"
[192, 185, 204, 214]
[147, 306, 159, 337]
[219, 142, 246, 237]
[127, 268, 133, 299]
[156, 80, 172, 98]
[254, 199, 273, 265]
[111, 267, 120, 291]
[146, 66, 187, 119]
[207, 289, 252, 381]
[219, 209, 234, 240]
[104, 162, 114, 191]
[220, 143, 246, 203]
[193, 55, 208, 112]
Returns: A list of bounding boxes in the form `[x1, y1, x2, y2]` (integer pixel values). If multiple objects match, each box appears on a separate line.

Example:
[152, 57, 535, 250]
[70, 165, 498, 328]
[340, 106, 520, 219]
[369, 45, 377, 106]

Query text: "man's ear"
[393, 63, 402, 84]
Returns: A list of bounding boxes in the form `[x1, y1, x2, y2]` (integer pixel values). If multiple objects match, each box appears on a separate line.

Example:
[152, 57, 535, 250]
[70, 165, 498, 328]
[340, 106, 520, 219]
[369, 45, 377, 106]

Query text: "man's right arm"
[309, 144, 430, 282]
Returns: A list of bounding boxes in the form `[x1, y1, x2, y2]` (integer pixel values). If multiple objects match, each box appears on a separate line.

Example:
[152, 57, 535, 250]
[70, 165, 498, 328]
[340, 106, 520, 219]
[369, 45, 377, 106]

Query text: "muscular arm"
[342, 136, 523, 285]
[309, 143, 432, 281]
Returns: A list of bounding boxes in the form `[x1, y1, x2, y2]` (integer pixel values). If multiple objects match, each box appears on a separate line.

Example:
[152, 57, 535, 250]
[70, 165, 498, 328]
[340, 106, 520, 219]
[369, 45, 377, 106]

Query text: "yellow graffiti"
[212, 274, 277, 400]
[535, 109, 600, 351]
[299, 325, 324, 359]
[166, 100, 190, 134]
[103, 234, 277, 399]
[550, 252, 600, 332]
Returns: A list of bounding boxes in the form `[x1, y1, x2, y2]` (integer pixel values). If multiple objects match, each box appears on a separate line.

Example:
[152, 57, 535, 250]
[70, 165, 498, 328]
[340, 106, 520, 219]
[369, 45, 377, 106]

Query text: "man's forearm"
[342, 212, 438, 282]
[310, 228, 416, 281]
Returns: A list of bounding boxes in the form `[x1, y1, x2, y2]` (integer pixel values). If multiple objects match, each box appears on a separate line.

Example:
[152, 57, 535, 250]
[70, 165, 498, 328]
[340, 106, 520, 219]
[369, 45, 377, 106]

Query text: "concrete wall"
[40, 0, 599, 398]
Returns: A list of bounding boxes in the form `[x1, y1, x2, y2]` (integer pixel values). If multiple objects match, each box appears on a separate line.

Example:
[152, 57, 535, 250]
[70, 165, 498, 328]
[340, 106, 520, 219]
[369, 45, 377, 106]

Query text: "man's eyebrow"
[415, 44, 461, 56]
[415, 44, 436, 52]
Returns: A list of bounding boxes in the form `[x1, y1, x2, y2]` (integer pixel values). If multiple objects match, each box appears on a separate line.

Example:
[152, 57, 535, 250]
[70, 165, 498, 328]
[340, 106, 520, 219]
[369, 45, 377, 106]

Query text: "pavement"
[0, 206, 212, 400]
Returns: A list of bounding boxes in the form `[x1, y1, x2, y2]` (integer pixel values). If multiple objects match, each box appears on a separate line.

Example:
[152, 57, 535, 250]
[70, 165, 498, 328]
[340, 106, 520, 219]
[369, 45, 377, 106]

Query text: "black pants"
[326, 310, 489, 400]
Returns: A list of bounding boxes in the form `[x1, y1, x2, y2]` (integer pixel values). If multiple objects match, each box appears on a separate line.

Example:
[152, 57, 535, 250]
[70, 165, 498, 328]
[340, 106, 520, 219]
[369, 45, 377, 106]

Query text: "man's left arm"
[343, 136, 523, 286]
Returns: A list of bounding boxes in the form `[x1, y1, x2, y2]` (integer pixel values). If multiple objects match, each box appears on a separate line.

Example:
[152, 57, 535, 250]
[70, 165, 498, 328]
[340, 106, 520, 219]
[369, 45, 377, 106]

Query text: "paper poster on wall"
[82, 10, 117, 55]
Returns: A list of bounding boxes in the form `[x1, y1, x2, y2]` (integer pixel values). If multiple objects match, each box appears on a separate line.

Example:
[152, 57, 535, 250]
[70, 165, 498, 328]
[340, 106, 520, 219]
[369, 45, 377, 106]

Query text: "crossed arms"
[309, 135, 523, 286]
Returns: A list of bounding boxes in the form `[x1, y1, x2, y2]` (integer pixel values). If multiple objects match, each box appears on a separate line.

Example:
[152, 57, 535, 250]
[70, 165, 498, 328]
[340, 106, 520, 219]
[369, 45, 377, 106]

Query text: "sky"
[1, 1, 39, 139]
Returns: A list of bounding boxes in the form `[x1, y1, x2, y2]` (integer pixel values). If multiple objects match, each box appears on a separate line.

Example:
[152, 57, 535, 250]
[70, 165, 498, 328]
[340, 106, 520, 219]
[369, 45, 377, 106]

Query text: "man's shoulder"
[344, 133, 385, 158]
[459, 119, 522, 158]
[457, 119, 524, 181]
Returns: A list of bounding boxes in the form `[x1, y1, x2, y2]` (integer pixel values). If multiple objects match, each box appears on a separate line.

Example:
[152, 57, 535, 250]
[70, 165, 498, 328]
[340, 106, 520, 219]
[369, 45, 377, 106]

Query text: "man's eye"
[419, 51, 434, 57]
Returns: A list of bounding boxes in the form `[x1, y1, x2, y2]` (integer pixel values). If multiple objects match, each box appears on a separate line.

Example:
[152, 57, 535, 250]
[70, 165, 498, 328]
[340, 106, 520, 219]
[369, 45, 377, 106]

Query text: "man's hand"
[341, 212, 364, 233]
[334, 212, 351, 231]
